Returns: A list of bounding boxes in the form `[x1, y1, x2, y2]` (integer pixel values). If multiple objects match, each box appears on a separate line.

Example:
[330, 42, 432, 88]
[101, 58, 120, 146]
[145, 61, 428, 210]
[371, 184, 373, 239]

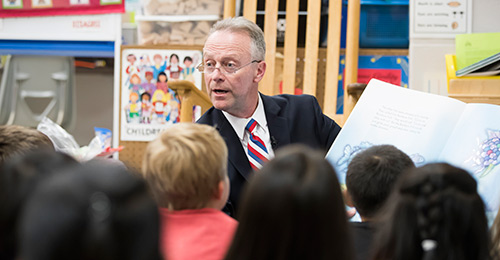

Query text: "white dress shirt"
[222, 94, 275, 159]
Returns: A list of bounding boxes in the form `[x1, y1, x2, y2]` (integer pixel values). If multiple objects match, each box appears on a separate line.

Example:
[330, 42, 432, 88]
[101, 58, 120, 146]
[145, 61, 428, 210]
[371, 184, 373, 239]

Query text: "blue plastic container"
[357, 0, 409, 48]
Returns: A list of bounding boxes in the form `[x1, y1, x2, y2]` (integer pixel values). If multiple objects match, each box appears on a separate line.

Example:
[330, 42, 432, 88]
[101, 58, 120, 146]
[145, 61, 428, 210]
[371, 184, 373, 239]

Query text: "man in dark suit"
[197, 16, 341, 218]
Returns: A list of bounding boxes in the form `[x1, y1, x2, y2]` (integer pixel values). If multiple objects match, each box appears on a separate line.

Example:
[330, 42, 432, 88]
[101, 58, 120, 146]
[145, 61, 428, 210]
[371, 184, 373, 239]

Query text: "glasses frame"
[196, 60, 261, 75]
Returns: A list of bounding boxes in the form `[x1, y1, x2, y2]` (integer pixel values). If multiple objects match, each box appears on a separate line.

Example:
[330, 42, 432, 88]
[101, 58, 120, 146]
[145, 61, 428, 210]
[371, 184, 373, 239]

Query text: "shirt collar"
[222, 94, 267, 141]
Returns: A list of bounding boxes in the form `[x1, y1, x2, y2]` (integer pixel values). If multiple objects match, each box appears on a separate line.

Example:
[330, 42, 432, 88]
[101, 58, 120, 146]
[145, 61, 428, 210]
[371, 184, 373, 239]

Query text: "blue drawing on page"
[409, 153, 426, 167]
[470, 129, 500, 178]
[336, 142, 374, 173]
[336, 141, 426, 174]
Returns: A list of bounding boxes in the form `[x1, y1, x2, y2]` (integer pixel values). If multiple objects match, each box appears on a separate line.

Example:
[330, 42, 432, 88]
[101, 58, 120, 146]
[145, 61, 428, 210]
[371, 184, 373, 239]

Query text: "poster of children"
[120, 48, 203, 141]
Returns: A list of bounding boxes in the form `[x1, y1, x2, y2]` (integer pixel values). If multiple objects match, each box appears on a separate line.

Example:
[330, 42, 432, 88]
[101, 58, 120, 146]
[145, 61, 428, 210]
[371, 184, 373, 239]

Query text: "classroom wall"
[409, 0, 500, 94]
[0, 62, 112, 146]
[72, 68, 114, 146]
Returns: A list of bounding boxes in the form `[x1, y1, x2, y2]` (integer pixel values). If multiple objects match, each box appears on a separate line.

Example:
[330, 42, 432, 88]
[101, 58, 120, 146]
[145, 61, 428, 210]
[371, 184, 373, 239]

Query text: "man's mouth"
[213, 89, 229, 94]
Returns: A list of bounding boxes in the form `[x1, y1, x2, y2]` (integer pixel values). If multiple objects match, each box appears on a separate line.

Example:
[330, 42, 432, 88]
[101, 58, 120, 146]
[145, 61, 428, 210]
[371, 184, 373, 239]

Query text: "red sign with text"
[0, 0, 123, 18]
[356, 68, 402, 86]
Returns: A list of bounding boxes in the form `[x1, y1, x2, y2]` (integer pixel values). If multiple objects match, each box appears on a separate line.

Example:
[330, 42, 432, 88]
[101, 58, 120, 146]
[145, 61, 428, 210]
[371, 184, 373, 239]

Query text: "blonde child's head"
[142, 123, 228, 210]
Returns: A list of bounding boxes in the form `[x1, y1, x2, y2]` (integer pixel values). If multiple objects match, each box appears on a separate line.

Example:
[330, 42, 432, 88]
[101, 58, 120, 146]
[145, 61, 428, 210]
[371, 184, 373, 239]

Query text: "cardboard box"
[142, 0, 223, 16]
[136, 15, 218, 45]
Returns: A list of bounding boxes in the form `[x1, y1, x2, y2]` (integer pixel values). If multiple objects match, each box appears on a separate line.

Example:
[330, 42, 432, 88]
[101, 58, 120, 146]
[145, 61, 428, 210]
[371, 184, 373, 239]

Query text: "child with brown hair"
[345, 145, 415, 260]
[0, 125, 54, 167]
[142, 123, 237, 260]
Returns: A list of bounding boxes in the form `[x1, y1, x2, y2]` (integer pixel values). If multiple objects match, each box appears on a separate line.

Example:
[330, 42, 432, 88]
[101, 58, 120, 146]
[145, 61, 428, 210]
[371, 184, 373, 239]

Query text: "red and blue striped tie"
[245, 118, 269, 170]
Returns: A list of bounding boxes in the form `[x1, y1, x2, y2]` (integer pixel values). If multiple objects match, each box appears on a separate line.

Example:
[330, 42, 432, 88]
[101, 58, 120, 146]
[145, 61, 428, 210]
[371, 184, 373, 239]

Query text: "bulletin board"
[410, 0, 472, 38]
[0, 0, 124, 17]
[337, 54, 410, 114]
[118, 45, 205, 171]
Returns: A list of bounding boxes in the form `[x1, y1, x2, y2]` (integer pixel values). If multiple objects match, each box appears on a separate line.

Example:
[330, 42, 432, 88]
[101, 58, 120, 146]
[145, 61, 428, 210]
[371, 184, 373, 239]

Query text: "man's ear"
[253, 61, 266, 83]
[342, 189, 354, 207]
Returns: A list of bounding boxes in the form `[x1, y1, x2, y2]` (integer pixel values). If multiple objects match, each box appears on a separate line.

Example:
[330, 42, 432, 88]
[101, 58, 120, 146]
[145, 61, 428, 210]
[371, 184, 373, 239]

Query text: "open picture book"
[326, 79, 500, 221]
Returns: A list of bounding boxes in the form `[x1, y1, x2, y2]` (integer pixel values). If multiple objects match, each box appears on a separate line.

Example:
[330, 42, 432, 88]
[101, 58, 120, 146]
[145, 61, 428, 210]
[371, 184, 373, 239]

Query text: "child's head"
[0, 150, 78, 259]
[130, 73, 141, 85]
[18, 160, 160, 260]
[0, 125, 54, 167]
[141, 92, 151, 102]
[169, 54, 179, 64]
[372, 163, 491, 260]
[157, 72, 168, 83]
[183, 56, 193, 67]
[192, 52, 201, 66]
[129, 92, 139, 103]
[225, 145, 353, 260]
[127, 54, 136, 63]
[151, 90, 164, 103]
[145, 71, 154, 81]
[346, 145, 415, 220]
[153, 54, 162, 64]
[142, 123, 228, 210]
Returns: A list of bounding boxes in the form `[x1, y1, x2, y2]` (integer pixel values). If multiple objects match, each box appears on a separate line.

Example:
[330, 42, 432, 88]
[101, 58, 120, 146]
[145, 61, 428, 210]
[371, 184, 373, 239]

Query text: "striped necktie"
[245, 118, 269, 170]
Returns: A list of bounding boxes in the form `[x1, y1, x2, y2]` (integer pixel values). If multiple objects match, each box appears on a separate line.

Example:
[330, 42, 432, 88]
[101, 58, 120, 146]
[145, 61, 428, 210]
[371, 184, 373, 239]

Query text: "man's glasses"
[196, 60, 261, 75]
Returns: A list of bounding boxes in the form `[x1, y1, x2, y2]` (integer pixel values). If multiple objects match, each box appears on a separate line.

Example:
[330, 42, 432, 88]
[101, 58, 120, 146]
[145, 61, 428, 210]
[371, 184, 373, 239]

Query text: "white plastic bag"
[37, 117, 103, 161]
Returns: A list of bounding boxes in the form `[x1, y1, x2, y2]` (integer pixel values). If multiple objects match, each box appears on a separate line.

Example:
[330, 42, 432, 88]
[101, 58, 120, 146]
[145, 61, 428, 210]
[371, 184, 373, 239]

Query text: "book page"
[326, 79, 466, 186]
[439, 103, 500, 219]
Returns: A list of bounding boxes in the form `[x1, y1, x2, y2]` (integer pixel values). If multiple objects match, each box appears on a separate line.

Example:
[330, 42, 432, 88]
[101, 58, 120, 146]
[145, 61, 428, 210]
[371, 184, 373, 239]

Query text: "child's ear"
[213, 181, 224, 200]
[342, 189, 354, 208]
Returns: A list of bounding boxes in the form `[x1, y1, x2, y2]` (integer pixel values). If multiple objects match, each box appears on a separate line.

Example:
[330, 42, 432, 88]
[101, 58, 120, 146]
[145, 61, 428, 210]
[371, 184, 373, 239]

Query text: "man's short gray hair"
[208, 17, 266, 61]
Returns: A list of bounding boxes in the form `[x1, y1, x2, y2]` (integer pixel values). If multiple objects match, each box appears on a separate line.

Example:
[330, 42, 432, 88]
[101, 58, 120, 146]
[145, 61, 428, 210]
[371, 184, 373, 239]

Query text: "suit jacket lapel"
[212, 110, 253, 180]
[261, 94, 291, 150]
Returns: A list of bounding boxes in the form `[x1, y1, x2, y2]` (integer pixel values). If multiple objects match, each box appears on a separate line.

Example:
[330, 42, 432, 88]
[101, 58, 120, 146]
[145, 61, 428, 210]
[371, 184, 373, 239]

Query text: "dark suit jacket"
[197, 93, 341, 218]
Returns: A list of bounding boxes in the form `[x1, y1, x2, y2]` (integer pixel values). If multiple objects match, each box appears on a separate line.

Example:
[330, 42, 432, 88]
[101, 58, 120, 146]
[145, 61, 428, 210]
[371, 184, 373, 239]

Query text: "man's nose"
[210, 67, 225, 82]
